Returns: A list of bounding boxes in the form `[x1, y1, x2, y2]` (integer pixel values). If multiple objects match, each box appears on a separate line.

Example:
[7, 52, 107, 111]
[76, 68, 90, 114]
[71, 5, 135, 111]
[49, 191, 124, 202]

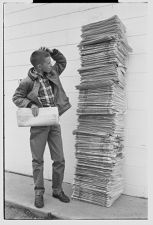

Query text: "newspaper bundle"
[71, 15, 132, 207]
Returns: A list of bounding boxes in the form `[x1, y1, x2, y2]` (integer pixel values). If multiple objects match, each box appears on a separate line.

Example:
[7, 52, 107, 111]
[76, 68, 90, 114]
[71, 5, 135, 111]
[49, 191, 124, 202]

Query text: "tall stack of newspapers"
[71, 15, 132, 207]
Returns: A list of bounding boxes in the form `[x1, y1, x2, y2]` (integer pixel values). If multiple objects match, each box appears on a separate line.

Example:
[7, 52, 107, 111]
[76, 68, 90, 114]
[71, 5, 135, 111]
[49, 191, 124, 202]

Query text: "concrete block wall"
[4, 3, 148, 198]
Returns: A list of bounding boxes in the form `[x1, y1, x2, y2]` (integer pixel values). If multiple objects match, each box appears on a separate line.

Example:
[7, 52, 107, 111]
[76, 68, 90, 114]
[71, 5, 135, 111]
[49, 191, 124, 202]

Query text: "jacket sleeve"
[12, 79, 31, 108]
[51, 49, 67, 76]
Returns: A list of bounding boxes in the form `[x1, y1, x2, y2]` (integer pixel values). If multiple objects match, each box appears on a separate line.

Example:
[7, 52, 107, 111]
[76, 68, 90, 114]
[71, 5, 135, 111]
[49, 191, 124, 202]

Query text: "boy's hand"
[39, 46, 53, 54]
[31, 104, 39, 117]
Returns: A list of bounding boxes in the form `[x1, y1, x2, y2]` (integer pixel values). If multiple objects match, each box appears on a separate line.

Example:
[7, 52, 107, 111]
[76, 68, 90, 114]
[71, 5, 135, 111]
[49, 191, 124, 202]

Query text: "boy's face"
[39, 56, 52, 73]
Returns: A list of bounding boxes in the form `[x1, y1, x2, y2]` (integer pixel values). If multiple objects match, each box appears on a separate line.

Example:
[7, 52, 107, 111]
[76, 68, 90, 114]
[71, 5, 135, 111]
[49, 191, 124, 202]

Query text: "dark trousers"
[30, 124, 65, 195]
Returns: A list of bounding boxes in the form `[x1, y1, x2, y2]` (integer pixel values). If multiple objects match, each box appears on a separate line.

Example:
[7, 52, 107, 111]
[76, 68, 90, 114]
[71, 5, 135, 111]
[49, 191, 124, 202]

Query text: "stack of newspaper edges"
[71, 15, 132, 207]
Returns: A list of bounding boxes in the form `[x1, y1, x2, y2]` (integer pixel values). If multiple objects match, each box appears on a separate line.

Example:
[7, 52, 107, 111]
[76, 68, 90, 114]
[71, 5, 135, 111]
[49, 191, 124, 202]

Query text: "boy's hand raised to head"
[31, 104, 39, 117]
[39, 46, 53, 54]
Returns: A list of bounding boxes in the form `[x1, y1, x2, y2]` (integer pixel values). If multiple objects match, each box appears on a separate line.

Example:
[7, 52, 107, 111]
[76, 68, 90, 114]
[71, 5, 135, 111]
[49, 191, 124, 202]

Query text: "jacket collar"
[28, 67, 39, 81]
[28, 67, 48, 81]
[28, 67, 57, 82]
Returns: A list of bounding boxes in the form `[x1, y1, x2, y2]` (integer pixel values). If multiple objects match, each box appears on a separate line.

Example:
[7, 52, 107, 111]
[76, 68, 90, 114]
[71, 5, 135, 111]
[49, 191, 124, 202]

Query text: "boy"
[12, 47, 71, 208]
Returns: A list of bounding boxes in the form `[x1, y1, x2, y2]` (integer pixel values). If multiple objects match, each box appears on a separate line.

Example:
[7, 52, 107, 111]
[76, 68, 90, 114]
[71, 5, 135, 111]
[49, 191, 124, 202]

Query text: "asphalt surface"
[5, 203, 58, 220]
[5, 171, 148, 220]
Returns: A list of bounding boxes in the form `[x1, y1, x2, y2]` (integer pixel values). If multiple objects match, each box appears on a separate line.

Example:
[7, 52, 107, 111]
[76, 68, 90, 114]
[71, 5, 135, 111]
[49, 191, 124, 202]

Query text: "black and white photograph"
[1, 0, 151, 222]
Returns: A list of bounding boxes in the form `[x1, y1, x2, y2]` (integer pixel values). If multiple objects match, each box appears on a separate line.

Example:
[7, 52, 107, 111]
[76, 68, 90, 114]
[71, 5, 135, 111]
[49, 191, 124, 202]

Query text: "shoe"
[52, 191, 70, 203]
[34, 194, 44, 208]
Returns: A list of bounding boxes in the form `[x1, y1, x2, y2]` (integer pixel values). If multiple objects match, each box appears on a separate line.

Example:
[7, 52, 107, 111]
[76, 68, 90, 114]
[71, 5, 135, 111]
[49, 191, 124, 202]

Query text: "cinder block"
[124, 146, 147, 167]
[112, 2, 147, 19]
[127, 54, 147, 73]
[127, 35, 147, 54]
[123, 183, 147, 198]
[125, 109, 147, 130]
[125, 16, 147, 37]
[126, 72, 147, 92]
[123, 165, 147, 187]
[127, 91, 147, 110]
[60, 75, 80, 92]
[124, 127, 147, 148]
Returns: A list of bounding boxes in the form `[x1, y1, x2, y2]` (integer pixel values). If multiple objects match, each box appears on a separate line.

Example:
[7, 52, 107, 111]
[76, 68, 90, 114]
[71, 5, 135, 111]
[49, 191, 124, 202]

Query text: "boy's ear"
[37, 64, 42, 70]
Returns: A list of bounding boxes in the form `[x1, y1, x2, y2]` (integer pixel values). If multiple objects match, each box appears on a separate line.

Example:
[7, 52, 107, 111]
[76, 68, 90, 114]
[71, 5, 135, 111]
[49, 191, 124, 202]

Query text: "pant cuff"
[35, 189, 45, 196]
[52, 188, 63, 195]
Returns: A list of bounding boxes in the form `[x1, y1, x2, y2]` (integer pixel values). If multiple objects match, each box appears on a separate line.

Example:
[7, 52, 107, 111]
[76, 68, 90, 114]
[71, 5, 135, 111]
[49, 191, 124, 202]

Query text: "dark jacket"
[12, 49, 71, 116]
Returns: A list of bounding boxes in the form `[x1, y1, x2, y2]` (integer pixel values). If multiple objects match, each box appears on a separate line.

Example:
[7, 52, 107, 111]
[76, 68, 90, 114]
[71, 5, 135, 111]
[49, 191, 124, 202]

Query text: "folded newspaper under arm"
[16, 107, 59, 127]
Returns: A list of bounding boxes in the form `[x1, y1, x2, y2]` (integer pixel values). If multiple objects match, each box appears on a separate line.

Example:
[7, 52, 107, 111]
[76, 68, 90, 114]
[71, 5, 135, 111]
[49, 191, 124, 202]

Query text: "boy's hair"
[30, 50, 50, 67]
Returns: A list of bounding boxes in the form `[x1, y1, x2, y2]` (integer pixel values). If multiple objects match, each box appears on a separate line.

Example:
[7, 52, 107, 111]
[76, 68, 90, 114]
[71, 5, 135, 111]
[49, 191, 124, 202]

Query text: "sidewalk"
[5, 171, 148, 220]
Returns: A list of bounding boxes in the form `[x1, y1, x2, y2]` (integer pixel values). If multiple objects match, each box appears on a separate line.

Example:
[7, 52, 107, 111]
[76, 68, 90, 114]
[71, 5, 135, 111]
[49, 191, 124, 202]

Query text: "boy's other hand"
[39, 46, 53, 54]
[31, 104, 39, 117]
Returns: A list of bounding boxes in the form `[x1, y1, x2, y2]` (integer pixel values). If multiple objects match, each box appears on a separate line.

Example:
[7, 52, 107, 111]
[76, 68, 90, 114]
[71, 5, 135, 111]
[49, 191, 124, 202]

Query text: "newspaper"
[72, 15, 132, 207]
[16, 107, 59, 127]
